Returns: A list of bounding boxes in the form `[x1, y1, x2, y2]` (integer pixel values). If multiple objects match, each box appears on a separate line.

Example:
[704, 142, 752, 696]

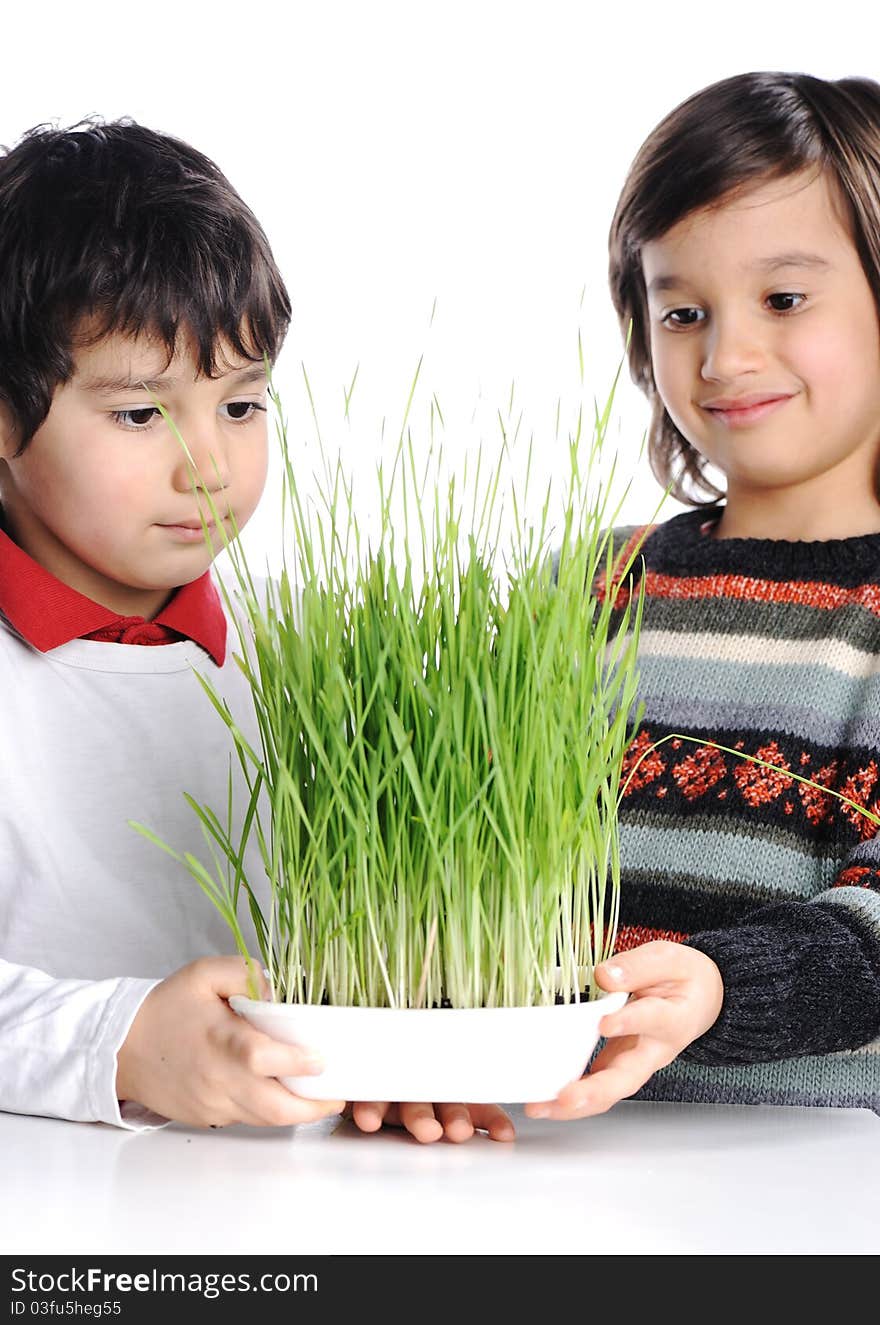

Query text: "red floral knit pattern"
[838, 761, 880, 840]
[620, 729, 667, 792]
[619, 725, 880, 844]
[833, 865, 880, 889]
[731, 740, 794, 806]
[671, 743, 727, 800]
[798, 757, 840, 827]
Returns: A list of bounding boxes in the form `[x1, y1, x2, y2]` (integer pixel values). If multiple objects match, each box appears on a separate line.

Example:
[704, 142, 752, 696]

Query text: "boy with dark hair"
[0, 118, 513, 1143]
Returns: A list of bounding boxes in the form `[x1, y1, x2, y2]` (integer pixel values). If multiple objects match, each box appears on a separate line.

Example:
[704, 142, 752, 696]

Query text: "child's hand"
[345, 1100, 516, 1144]
[116, 956, 345, 1127]
[524, 940, 724, 1120]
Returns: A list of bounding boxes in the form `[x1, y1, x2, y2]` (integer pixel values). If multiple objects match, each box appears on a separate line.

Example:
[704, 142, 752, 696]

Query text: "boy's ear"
[0, 402, 19, 461]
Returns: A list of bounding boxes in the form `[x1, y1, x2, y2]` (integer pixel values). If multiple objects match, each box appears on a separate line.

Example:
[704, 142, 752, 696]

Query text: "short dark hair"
[0, 116, 291, 454]
[607, 71, 880, 505]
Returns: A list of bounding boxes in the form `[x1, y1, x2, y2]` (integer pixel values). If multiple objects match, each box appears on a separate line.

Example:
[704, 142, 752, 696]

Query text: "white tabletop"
[3, 1100, 879, 1255]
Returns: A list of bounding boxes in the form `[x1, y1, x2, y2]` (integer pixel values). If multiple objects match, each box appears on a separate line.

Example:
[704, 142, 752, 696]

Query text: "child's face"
[0, 327, 269, 618]
[642, 168, 880, 514]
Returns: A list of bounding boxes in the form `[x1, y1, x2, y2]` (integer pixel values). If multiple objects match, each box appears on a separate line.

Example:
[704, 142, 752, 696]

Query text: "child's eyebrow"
[80, 365, 269, 394]
[647, 251, 833, 295]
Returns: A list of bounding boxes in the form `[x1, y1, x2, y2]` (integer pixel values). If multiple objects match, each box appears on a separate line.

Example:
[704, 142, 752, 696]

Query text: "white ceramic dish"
[229, 989, 628, 1102]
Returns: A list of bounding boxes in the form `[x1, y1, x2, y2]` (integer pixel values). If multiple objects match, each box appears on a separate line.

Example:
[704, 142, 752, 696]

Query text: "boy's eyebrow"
[81, 365, 269, 394]
[646, 251, 833, 295]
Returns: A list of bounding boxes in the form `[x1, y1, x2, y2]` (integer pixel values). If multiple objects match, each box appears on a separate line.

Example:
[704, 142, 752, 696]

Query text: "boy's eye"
[111, 406, 160, 429]
[222, 400, 266, 422]
[111, 400, 267, 430]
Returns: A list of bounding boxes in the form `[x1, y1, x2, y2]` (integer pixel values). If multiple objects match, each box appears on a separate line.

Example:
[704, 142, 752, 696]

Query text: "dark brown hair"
[608, 71, 880, 505]
[0, 116, 291, 454]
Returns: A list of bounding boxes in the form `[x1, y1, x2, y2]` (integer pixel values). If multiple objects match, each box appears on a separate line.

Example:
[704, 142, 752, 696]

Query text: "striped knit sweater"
[600, 506, 880, 1112]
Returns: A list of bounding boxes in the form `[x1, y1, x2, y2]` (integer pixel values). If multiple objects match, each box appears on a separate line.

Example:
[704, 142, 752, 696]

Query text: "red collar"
[0, 526, 226, 665]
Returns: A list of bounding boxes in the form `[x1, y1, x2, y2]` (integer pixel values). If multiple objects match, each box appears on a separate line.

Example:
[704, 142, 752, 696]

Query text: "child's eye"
[221, 400, 267, 423]
[111, 406, 161, 430]
[661, 292, 806, 330]
[110, 401, 268, 431]
[767, 292, 806, 312]
[662, 307, 705, 328]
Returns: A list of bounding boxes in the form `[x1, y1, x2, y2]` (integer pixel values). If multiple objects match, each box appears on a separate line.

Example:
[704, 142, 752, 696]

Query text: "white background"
[3, 1, 877, 571]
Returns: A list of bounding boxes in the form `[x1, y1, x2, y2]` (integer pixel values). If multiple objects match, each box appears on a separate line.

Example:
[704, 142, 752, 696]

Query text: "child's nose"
[170, 429, 231, 493]
[700, 313, 767, 380]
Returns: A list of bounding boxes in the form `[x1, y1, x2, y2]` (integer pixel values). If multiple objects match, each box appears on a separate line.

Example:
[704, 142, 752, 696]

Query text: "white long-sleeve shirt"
[0, 580, 267, 1128]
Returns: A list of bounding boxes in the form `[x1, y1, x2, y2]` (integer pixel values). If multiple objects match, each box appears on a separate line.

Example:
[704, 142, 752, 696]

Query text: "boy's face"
[642, 168, 880, 532]
[0, 326, 269, 618]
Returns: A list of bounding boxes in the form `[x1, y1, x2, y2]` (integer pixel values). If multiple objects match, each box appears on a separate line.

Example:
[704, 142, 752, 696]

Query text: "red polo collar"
[0, 526, 226, 665]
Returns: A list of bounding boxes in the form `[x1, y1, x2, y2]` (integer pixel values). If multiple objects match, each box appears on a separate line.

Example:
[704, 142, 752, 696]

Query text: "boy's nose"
[171, 433, 231, 493]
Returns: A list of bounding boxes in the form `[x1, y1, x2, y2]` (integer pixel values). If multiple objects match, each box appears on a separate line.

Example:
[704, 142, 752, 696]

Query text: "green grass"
[132, 352, 661, 1008]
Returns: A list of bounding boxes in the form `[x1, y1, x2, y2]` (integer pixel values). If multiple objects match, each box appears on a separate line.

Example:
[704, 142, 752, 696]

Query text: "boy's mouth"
[158, 510, 230, 530]
[157, 517, 223, 542]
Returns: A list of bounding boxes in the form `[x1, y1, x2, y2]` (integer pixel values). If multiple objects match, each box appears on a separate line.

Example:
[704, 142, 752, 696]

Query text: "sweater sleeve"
[0, 958, 167, 1128]
[680, 844, 880, 1066]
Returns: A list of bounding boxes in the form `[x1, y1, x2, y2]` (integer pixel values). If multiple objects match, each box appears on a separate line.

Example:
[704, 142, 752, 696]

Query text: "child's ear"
[0, 402, 19, 461]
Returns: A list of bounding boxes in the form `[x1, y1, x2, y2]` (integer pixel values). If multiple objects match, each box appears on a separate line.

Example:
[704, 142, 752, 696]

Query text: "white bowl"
[228, 990, 628, 1103]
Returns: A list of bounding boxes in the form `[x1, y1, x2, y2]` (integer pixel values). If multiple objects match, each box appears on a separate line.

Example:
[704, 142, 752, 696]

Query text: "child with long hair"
[529, 70, 880, 1121]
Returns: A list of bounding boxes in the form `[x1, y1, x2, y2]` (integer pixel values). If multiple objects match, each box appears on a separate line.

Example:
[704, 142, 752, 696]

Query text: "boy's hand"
[116, 956, 345, 1127]
[346, 1100, 516, 1144]
[524, 940, 723, 1120]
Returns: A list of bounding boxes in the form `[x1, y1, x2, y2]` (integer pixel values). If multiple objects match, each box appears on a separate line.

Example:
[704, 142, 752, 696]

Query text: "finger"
[201, 955, 270, 1001]
[435, 1103, 474, 1142]
[598, 994, 682, 1042]
[232, 1078, 346, 1128]
[525, 1038, 634, 1118]
[399, 1102, 444, 1144]
[350, 1101, 391, 1133]
[528, 1038, 665, 1120]
[557, 1049, 654, 1117]
[223, 1022, 327, 1079]
[462, 1103, 516, 1141]
[595, 940, 693, 994]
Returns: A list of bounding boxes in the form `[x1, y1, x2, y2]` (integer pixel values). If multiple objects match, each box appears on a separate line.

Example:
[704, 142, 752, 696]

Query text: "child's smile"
[701, 393, 794, 429]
